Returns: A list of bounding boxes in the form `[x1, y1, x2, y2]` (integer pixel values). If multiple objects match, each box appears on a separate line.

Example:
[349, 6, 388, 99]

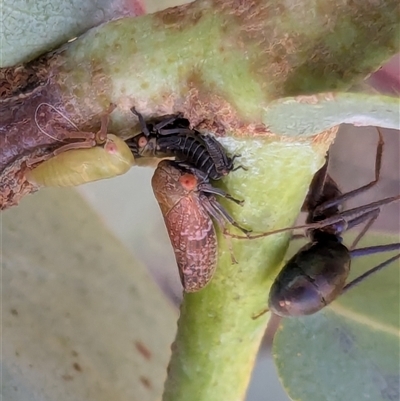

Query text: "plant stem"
[162, 134, 333, 400]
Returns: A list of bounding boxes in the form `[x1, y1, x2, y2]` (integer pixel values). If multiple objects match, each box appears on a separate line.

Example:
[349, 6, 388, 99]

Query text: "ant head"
[268, 239, 351, 317]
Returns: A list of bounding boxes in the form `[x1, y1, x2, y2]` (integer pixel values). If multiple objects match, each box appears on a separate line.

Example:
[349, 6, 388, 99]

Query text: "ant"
[229, 128, 400, 317]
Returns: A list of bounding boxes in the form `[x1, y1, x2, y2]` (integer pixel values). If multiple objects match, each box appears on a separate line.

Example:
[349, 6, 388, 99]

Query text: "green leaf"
[0, 0, 122, 67]
[263, 93, 400, 136]
[273, 233, 400, 401]
[2, 188, 177, 401]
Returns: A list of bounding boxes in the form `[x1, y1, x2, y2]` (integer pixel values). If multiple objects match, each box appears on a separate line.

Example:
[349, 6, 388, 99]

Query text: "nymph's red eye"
[179, 173, 198, 190]
[138, 136, 148, 148]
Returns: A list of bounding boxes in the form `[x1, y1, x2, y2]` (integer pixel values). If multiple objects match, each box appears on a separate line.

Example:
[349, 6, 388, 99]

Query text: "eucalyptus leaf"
[2, 188, 177, 401]
[263, 93, 400, 136]
[0, 0, 121, 67]
[0, 0, 194, 69]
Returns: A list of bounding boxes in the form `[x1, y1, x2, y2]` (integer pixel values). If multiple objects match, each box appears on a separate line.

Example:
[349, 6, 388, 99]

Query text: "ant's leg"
[343, 247, 400, 294]
[315, 128, 384, 215]
[264, 197, 396, 239]
[350, 243, 400, 258]
[291, 233, 306, 240]
[305, 196, 398, 236]
[252, 308, 269, 320]
[226, 195, 400, 240]
[348, 209, 380, 250]
[321, 195, 400, 230]
[302, 154, 330, 212]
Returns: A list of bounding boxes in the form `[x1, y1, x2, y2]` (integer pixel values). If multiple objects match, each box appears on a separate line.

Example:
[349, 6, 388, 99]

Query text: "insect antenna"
[34, 103, 80, 143]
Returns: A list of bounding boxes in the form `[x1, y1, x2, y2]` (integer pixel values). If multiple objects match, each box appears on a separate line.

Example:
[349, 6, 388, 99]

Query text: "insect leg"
[153, 114, 186, 132]
[302, 154, 330, 212]
[314, 128, 384, 215]
[322, 195, 400, 229]
[27, 131, 90, 168]
[177, 160, 242, 204]
[251, 308, 269, 320]
[350, 243, 400, 258]
[226, 195, 400, 240]
[130, 107, 151, 137]
[60, 104, 114, 147]
[197, 195, 241, 264]
[291, 233, 307, 240]
[348, 209, 380, 250]
[197, 182, 244, 206]
[158, 127, 194, 136]
[93, 104, 116, 145]
[342, 251, 400, 294]
[51, 139, 97, 155]
[205, 197, 251, 235]
[201, 134, 235, 174]
[229, 153, 248, 172]
[231, 163, 248, 172]
[31, 105, 116, 167]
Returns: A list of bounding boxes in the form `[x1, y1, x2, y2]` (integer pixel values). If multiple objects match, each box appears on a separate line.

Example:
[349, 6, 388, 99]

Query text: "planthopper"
[151, 160, 249, 292]
[25, 103, 135, 187]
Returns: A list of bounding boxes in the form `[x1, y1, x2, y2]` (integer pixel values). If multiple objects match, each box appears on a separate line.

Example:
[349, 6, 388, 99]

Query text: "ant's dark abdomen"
[269, 240, 351, 317]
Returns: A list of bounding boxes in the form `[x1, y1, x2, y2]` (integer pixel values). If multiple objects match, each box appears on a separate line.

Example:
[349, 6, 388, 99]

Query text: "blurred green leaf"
[263, 93, 400, 136]
[1, 0, 124, 67]
[2, 188, 177, 401]
[273, 233, 400, 401]
[0, 0, 192, 67]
